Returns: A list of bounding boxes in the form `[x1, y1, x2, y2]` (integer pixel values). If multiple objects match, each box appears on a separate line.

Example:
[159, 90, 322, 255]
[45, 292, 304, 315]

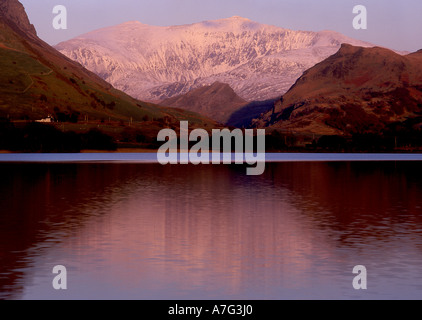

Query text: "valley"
[1, 1, 422, 153]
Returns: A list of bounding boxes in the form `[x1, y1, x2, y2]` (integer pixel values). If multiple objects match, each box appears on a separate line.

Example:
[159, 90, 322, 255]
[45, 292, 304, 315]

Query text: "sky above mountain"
[20, 0, 422, 52]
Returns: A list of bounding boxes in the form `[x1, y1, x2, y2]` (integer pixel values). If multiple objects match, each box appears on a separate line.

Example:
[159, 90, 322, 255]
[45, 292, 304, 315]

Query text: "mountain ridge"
[55, 17, 374, 102]
[253, 44, 422, 136]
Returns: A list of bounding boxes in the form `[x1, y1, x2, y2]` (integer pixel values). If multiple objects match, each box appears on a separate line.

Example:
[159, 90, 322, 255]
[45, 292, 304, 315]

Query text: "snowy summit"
[56, 17, 373, 102]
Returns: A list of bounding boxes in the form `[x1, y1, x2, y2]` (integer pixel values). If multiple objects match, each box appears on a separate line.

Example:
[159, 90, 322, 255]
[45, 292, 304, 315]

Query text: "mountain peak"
[121, 20, 142, 25]
[196, 16, 263, 31]
[0, 0, 37, 36]
[119, 20, 147, 27]
[338, 43, 359, 53]
[56, 16, 374, 102]
[209, 81, 232, 89]
[337, 43, 397, 58]
[227, 16, 251, 21]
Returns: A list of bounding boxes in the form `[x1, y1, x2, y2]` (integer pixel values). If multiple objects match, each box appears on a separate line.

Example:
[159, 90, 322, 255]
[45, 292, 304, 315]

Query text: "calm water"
[1, 161, 422, 300]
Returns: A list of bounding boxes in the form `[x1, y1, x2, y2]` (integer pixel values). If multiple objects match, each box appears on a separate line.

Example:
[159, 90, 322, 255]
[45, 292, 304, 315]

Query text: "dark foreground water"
[1, 161, 422, 300]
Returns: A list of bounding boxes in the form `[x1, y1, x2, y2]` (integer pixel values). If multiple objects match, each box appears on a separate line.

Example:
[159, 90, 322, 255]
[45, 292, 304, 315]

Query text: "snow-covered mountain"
[55, 16, 373, 102]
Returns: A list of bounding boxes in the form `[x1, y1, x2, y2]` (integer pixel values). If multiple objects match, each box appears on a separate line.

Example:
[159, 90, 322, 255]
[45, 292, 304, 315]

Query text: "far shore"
[82, 148, 158, 153]
[2, 149, 422, 154]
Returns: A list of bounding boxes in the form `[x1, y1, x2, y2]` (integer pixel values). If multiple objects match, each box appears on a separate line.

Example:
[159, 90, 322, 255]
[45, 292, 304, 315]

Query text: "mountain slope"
[161, 82, 247, 124]
[0, 0, 215, 129]
[55, 17, 374, 102]
[0, 0, 36, 36]
[253, 44, 422, 136]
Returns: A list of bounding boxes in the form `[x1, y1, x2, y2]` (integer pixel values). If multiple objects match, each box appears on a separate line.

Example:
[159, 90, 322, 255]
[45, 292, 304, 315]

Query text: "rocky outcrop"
[0, 0, 37, 36]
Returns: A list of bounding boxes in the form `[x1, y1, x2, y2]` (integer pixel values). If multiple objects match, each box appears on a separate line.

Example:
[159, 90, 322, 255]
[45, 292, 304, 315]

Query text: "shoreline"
[1, 152, 422, 164]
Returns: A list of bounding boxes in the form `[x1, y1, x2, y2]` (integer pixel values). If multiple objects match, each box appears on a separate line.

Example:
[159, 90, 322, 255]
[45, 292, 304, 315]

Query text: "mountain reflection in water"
[1, 162, 422, 299]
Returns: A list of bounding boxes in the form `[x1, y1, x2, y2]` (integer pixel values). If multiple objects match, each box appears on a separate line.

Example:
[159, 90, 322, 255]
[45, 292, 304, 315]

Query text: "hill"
[0, 0, 218, 151]
[254, 44, 422, 139]
[0, 0, 217, 125]
[161, 82, 248, 124]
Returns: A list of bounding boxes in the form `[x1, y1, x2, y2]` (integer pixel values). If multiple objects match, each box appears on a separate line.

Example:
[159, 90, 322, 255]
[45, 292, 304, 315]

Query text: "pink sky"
[20, 0, 422, 52]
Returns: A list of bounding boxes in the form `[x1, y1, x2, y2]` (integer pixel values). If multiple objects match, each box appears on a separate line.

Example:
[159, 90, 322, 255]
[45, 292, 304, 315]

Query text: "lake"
[1, 158, 422, 299]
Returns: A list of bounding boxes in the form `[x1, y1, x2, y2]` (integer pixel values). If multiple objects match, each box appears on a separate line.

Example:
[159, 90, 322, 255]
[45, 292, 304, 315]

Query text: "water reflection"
[1, 162, 422, 299]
